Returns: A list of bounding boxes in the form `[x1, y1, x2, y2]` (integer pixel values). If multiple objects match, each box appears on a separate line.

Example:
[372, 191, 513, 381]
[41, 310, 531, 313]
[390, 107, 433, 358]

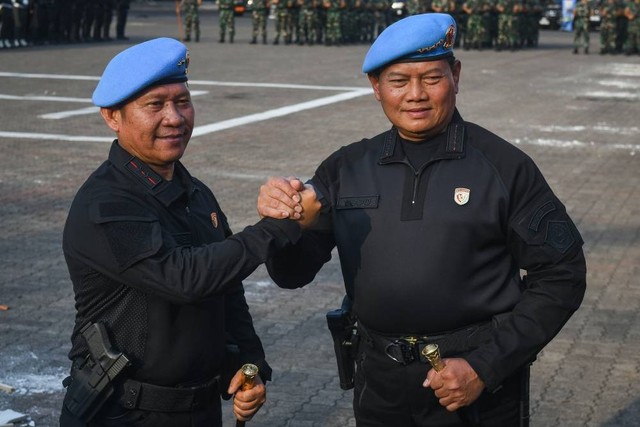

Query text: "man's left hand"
[227, 369, 267, 422]
[423, 358, 485, 411]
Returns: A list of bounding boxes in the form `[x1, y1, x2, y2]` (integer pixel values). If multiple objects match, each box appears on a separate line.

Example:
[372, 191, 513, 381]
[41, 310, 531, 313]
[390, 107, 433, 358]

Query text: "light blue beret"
[362, 13, 457, 74]
[93, 37, 190, 107]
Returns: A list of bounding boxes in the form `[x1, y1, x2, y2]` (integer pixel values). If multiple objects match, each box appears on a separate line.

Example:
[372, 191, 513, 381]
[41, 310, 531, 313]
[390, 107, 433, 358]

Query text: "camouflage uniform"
[599, 0, 619, 53]
[218, 0, 235, 43]
[342, 0, 362, 43]
[623, 0, 639, 54]
[573, 0, 591, 53]
[273, 0, 293, 44]
[251, 0, 269, 43]
[298, 0, 317, 44]
[496, 0, 518, 49]
[432, 0, 460, 45]
[182, 0, 201, 42]
[406, 0, 426, 14]
[324, 0, 344, 45]
[464, 0, 491, 49]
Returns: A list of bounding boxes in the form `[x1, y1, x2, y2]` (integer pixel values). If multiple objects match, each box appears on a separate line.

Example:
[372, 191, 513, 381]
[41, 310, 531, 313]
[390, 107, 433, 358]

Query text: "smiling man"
[258, 13, 587, 426]
[60, 38, 319, 427]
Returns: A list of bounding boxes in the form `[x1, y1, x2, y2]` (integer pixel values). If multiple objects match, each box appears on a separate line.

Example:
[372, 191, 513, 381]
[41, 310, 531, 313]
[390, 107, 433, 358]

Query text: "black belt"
[359, 318, 499, 366]
[119, 376, 220, 412]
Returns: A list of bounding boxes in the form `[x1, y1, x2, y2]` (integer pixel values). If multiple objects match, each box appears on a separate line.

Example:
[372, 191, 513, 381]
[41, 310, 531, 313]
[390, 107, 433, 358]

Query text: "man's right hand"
[257, 177, 321, 229]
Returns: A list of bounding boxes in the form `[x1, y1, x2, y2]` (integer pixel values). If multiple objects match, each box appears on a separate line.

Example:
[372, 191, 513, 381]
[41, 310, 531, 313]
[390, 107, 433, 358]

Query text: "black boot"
[250, 37, 257, 44]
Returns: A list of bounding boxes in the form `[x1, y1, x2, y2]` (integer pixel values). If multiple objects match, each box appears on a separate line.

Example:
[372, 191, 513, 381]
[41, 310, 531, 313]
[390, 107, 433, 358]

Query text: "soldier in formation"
[180, 0, 202, 42]
[623, 0, 639, 54]
[573, 0, 591, 53]
[218, 0, 236, 42]
[250, 0, 269, 44]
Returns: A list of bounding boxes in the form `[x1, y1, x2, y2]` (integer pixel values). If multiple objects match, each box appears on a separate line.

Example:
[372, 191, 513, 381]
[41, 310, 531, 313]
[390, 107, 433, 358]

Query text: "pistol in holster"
[62, 322, 131, 422]
[326, 296, 358, 390]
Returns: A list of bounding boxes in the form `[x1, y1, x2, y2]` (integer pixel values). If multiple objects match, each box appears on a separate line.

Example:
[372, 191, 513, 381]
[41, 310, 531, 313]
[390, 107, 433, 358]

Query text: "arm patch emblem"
[545, 221, 576, 254]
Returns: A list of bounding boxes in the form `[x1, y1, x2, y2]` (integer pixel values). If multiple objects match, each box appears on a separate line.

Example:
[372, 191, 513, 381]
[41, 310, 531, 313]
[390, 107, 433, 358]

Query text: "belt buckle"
[384, 338, 418, 365]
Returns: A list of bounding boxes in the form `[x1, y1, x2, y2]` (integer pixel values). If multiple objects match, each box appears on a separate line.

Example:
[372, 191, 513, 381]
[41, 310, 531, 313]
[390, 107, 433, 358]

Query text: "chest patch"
[454, 188, 470, 206]
[336, 196, 379, 210]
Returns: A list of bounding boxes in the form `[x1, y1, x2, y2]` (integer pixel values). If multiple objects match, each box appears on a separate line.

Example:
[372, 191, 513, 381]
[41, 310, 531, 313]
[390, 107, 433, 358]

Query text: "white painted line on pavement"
[1, 72, 371, 140]
[0, 94, 91, 103]
[35, 90, 210, 120]
[191, 89, 372, 137]
[40, 106, 100, 119]
[0, 72, 369, 92]
[0, 131, 112, 143]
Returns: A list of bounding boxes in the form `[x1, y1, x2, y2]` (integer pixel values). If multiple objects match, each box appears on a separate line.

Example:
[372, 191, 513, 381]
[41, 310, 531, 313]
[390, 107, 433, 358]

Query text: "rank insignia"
[454, 188, 470, 205]
[211, 212, 218, 228]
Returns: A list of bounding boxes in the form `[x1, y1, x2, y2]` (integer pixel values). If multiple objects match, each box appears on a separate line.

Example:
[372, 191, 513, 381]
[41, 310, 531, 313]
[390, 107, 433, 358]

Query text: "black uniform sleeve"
[224, 283, 272, 382]
[465, 158, 587, 392]
[64, 194, 302, 304]
[265, 228, 335, 288]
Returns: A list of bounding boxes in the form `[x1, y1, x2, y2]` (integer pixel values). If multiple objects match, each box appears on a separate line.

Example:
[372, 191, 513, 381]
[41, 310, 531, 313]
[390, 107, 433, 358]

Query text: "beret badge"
[177, 51, 190, 75]
[444, 25, 456, 49]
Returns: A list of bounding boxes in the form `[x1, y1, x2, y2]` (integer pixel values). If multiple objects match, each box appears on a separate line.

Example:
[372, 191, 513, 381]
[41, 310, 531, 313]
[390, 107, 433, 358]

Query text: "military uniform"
[463, 0, 491, 49]
[115, 0, 129, 39]
[60, 38, 301, 427]
[250, 0, 269, 43]
[600, 0, 620, 53]
[324, 0, 344, 45]
[623, 0, 639, 54]
[297, 0, 317, 44]
[573, 0, 591, 53]
[273, 0, 293, 44]
[60, 141, 299, 426]
[496, 0, 518, 50]
[267, 110, 586, 426]
[182, 0, 201, 42]
[218, 0, 235, 42]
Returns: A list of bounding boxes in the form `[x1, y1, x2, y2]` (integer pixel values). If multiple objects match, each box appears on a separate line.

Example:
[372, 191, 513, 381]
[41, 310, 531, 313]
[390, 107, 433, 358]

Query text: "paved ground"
[1, 2, 639, 426]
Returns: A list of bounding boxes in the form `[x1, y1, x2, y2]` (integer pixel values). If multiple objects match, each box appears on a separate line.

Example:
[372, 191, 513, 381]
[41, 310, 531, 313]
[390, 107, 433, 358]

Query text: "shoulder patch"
[529, 201, 556, 232]
[545, 220, 576, 254]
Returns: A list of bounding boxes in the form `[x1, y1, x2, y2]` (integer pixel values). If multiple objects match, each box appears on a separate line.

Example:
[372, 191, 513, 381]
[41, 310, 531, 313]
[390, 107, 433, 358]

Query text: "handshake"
[257, 176, 321, 229]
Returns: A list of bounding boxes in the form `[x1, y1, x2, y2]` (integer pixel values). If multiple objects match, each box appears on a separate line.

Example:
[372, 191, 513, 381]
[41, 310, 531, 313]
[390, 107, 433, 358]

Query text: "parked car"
[539, 0, 562, 30]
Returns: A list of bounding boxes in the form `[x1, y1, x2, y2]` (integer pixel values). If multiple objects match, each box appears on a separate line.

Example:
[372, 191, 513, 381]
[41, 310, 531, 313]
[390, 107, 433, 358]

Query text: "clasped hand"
[257, 176, 321, 229]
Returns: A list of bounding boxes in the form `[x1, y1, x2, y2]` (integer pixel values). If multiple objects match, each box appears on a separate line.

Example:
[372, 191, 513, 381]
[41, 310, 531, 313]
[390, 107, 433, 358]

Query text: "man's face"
[101, 82, 195, 177]
[368, 59, 461, 141]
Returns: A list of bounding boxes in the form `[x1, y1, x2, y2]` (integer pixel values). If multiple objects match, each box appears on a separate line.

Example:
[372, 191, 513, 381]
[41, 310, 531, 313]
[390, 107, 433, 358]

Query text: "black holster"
[62, 322, 131, 422]
[326, 296, 358, 390]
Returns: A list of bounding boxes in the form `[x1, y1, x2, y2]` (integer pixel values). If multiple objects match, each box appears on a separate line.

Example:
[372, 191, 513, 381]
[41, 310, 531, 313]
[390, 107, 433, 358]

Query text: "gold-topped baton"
[421, 343, 446, 372]
[236, 364, 259, 427]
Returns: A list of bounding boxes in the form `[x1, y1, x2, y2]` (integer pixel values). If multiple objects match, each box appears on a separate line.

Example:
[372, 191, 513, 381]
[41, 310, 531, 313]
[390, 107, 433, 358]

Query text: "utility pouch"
[326, 298, 357, 390]
[63, 322, 131, 421]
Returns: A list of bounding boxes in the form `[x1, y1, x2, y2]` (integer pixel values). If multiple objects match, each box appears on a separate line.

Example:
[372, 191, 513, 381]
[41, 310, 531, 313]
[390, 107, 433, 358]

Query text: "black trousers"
[59, 398, 222, 427]
[352, 341, 524, 427]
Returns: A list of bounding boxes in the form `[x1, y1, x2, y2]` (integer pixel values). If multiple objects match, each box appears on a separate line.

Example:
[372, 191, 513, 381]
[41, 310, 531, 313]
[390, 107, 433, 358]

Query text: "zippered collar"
[378, 108, 466, 165]
[108, 140, 198, 207]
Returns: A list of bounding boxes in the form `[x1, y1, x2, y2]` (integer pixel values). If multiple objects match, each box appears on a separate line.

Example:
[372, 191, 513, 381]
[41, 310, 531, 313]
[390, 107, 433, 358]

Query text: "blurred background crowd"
[0, 0, 131, 48]
[0, 0, 637, 55]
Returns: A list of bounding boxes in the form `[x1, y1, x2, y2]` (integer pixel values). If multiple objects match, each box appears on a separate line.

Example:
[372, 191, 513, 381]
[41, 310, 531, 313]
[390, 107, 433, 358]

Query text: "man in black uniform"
[257, 13, 586, 427]
[60, 37, 318, 427]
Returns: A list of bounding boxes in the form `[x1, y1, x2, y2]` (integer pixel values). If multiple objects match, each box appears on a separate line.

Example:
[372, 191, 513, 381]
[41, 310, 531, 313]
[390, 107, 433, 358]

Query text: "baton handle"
[422, 343, 446, 372]
[236, 364, 259, 427]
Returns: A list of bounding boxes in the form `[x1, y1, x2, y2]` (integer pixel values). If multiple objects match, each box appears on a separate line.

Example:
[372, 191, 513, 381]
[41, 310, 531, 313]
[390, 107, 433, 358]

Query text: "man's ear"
[100, 107, 121, 133]
[367, 73, 382, 102]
